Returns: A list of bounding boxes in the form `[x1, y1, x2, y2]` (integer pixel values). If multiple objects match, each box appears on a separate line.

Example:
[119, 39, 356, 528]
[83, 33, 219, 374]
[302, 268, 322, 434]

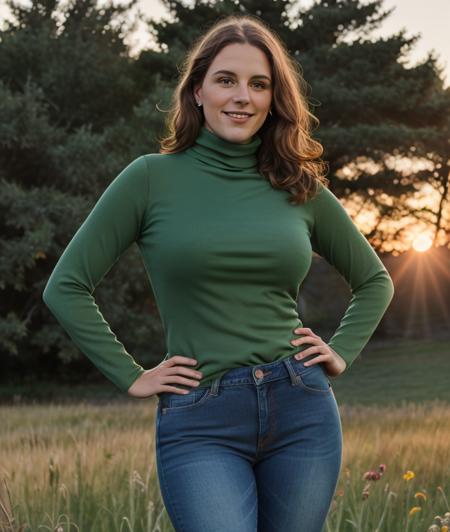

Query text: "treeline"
[0, 0, 448, 383]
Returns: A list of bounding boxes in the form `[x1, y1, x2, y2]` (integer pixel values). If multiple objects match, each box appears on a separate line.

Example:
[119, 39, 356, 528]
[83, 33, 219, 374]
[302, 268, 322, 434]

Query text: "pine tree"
[0, 0, 166, 382]
[1, 0, 448, 385]
[139, 0, 450, 253]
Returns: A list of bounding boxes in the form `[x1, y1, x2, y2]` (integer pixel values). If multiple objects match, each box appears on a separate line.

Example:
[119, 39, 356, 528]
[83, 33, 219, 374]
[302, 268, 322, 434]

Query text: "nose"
[232, 83, 250, 103]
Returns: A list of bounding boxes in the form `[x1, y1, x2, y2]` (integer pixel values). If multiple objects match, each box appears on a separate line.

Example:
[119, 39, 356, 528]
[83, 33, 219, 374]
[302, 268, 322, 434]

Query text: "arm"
[42, 155, 150, 393]
[310, 182, 395, 371]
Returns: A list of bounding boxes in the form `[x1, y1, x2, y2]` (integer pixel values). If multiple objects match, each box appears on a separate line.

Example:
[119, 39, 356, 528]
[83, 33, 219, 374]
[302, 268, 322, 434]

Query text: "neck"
[184, 124, 263, 178]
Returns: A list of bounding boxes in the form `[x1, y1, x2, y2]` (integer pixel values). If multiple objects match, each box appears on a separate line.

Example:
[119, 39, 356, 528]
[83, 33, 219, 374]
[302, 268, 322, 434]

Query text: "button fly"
[255, 369, 264, 379]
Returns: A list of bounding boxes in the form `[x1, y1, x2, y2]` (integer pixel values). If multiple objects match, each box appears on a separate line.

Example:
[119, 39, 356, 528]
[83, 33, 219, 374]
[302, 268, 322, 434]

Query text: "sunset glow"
[412, 234, 433, 252]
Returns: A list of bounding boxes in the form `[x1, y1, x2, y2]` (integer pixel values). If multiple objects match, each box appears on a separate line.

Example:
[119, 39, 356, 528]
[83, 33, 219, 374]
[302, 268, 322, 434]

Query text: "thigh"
[155, 395, 258, 532]
[255, 371, 343, 532]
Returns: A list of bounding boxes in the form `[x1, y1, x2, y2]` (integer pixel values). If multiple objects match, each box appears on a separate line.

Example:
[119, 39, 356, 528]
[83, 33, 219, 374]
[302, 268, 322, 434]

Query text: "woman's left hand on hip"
[290, 327, 347, 378]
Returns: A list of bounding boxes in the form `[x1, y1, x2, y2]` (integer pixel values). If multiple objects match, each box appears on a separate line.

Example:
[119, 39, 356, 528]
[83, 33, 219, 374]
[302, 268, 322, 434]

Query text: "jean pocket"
[291, 357, 332, 394]
[158, 386, 212, 414]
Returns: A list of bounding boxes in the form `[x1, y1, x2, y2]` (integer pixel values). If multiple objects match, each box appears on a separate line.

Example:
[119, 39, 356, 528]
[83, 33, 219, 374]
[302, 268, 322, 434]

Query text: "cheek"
[255, 92, 272, 110]
[204, 88, 227, 108]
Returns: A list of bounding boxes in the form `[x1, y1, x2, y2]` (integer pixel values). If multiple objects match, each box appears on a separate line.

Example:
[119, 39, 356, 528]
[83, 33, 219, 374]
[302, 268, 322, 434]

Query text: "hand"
[290, 327, 347, 378]
[127, 355, 203, 398]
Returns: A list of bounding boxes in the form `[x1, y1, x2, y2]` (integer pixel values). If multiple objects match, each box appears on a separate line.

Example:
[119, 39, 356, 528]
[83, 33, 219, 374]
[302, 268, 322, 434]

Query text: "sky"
[123, 0, 450, 88]
[0, 0, 449, 87]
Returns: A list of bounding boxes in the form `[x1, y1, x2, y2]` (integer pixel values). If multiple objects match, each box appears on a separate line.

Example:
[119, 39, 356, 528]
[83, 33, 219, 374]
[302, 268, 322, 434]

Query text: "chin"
[206, 121, 256, 143]
[227, 131, 253, 143]
[222, 125, 255, 141]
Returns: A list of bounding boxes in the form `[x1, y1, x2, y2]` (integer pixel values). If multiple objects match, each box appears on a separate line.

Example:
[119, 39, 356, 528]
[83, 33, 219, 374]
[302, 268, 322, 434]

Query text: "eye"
[218, 77, 233, 85]
[217, 78, 268, 89]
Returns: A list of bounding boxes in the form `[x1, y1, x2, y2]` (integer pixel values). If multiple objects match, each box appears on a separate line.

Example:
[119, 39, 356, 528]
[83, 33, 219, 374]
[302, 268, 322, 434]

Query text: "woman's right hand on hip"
[127, 355, 203, 398]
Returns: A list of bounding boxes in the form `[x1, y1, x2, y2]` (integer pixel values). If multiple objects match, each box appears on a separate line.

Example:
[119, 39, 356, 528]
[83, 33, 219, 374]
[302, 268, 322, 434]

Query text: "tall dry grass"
[0, 399, 449, 531]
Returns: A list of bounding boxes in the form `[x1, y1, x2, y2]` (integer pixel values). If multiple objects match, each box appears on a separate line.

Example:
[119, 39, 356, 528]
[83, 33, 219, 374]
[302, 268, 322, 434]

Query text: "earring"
[269, 108, 273, 116]
[197, 101, 202, 107]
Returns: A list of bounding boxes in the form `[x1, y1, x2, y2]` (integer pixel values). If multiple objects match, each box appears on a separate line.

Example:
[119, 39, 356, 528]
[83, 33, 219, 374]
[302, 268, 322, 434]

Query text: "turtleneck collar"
[184, 124, 262, 177]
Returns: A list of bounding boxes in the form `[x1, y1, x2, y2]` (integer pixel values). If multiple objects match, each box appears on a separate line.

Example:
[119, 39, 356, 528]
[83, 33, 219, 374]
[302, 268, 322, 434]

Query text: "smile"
[223, 112, 253, 117]
[223, 112, 253, 122]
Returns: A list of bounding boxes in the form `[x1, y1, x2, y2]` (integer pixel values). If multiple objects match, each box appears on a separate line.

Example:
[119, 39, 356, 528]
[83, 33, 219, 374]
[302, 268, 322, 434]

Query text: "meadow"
[1, 338, 449, 531]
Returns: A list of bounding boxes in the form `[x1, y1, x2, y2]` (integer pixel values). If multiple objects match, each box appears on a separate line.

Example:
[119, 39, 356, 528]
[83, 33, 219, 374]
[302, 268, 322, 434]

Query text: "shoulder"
[311, 180, 332, 201]
[309, 181, 345, 211]
[118, 152, 180, 185]
[141, 152, 190, 192]
[142, 151, 185, 171]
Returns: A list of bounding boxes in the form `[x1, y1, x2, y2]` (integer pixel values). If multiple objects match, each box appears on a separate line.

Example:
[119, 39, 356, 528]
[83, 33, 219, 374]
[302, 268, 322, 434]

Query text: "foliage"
[0, 0, 448, 380]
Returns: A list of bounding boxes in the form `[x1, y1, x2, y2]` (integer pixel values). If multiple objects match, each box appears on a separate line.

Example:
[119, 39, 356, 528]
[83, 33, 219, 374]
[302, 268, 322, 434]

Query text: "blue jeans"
[155, 353, 343, 532]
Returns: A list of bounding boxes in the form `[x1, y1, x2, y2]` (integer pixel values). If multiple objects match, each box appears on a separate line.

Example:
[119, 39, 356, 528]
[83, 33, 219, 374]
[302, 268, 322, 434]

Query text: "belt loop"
[210, 377, 220, 396]
[283, 356, 299, 385]
[209, 375, 222, 396]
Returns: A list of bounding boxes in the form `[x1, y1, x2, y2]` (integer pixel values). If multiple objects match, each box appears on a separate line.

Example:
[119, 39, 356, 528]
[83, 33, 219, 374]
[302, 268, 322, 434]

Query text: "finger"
[159, 385, 192, 395]
[291, 335, 322, 347]
[161, 374, 202, 388]
[294, 327, 321, 339]
[165, 365, 203, 380]
[294, 346, 321, 360]
[303, 353, 325, 366]
[166, 355, 198, 366]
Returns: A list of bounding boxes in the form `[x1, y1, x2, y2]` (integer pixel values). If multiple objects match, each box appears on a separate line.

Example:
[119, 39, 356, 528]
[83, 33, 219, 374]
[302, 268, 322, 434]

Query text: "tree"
[0, 0, 166, 381]
[138, 0, 450, 253]
[1, 0, 448, 384]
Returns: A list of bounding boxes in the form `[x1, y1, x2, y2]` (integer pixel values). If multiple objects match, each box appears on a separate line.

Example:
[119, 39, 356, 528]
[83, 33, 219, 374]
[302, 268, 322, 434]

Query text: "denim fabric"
[155, 353, 343, 532]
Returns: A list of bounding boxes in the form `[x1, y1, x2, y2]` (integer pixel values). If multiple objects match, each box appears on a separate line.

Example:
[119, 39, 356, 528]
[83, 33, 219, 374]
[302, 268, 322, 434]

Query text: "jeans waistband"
[207, 353, 319, 397]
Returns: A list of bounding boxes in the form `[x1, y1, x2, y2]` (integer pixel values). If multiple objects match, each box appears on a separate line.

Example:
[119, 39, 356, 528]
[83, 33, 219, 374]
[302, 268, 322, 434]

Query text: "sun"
[412, 234, 433, 252]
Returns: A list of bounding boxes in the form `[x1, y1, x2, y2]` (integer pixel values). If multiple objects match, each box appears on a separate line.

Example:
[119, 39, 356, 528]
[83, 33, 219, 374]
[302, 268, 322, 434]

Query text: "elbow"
[361, 267, 395, 305]
[382, 269, 395, 305]
[42, 276, 61, 312]
[42, 273, 88, 315]
[388, 275, 395, 302]
[42, 280, 55, 309]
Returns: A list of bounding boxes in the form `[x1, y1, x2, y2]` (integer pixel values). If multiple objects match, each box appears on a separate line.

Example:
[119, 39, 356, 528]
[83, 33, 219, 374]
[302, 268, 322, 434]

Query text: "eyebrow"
[212, 69, 272, 82]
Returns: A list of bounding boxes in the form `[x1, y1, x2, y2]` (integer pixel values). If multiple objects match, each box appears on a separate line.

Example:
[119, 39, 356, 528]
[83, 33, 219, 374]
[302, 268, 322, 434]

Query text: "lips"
[223, 111, 254, 117]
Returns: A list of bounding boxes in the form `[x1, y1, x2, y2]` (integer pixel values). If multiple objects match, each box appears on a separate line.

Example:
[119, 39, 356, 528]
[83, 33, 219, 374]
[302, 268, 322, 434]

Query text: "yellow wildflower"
[408, 506, 421, 516]
[403, 470, 415, 481]
[414, 491, 427, 501]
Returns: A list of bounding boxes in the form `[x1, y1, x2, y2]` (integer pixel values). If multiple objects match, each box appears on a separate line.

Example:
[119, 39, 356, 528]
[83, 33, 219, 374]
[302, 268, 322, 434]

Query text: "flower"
[403, 470, 415, 481]
[363, 470, 381, 481]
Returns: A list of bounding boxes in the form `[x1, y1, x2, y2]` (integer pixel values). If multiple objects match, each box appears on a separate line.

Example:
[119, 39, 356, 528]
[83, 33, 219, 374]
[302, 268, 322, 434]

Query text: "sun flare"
[412, 234, 433, 252]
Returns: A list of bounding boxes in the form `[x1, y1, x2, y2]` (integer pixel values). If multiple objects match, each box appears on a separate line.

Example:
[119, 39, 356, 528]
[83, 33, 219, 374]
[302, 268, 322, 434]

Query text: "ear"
[193, 83, 202, 103]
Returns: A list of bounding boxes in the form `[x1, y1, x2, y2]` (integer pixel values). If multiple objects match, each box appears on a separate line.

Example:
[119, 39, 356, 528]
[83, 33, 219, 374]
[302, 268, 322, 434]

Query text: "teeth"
[226, 112, 250, 118]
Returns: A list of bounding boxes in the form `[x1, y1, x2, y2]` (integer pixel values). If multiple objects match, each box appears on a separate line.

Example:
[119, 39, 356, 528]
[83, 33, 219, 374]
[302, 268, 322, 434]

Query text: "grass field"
[1, 338, 449, 531]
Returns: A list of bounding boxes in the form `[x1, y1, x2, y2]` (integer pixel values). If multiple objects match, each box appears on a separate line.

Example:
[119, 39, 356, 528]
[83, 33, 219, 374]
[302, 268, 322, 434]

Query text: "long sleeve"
[310, 182, 395, 370]
[42, 155, 150, 393]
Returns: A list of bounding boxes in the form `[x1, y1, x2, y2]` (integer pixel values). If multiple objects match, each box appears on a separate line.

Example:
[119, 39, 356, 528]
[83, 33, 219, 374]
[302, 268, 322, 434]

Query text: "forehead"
[207, 43, 271, 76]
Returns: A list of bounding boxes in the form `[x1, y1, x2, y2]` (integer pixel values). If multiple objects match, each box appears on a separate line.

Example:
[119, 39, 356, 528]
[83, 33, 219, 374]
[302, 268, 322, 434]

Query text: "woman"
[43, 14, 394, 532]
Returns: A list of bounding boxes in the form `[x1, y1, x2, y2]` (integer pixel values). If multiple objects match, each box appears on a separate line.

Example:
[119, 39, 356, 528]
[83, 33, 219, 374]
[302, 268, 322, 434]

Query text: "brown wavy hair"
[158, 14, 329, 205]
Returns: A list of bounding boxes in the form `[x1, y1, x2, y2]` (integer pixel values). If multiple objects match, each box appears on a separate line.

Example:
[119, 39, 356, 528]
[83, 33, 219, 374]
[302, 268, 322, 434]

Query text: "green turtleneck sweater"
[42, 125, 394, 393]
